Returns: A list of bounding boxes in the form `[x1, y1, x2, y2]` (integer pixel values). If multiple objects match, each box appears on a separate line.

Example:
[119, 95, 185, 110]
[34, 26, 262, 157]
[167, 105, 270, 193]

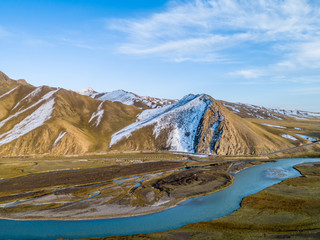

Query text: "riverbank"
[1, 158, 319, 240]
[0, 154, 315, 221]
[0, 174, 234, 221]
[89, 162, 320, 240]
[0, 158, 235, 221]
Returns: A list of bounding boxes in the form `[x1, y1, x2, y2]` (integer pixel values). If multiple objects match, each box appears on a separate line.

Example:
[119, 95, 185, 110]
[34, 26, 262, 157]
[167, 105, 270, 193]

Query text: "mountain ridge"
[0, 71, 318, 156]
[76, 88, 177, 109]
[109, 93, 296, 155]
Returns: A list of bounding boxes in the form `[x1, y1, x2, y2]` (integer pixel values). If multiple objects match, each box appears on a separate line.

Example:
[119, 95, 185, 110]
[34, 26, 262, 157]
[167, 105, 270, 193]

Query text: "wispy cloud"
[0, 27, 54, 47]
[280, 40, 320, 69]
[231, 69, 265, 79]
[23, 37, 53, 47]
[231, 37, 320, 83]
[0, 26, 11, 38]
[59, 37, 110, 51]
[109, 0, 320, 63]
[60, 37, 97, 50]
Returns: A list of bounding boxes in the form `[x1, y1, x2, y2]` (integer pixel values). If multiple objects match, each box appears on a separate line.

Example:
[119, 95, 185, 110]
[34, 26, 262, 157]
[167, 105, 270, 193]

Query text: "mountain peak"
[0, 71, 11, 82]
[16, 79, 29, 85]
[0, 71, 32, 95]
[81, 89, 176, 109]
[75, 88, 98, 97]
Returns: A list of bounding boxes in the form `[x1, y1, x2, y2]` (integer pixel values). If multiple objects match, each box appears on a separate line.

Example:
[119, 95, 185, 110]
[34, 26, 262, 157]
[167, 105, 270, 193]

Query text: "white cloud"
[288, 40, 320, 68]
[118, 35, 231, 62]
[231, 69, 265, 79]
[109, 0, 320, 62]
[232, 37, 320, 82]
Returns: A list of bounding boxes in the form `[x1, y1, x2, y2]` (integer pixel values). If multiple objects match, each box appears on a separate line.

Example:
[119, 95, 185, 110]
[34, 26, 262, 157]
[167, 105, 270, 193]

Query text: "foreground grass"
[78, 163, 320, 240]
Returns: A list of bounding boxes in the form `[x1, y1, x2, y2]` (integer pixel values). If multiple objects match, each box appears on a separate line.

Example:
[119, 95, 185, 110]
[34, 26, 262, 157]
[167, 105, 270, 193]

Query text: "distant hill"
[221, 100, 320, 120]
[76, 88, 177, 109]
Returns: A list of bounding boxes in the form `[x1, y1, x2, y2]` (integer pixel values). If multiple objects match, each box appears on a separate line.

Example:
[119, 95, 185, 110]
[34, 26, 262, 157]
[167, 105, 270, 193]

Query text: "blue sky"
[0, 0, 319, 111]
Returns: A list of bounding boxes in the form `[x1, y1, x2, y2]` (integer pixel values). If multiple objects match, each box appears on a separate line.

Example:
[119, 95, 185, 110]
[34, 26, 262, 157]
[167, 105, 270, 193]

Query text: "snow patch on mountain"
[270, 108, 320, 119]
[76, 88, 99, 98]
[76, 88, 175, 109]
[0, 98, 55, 146]
[281, 134, 297, 141]
[89, 102, 104, 127]
[52, 131, 67, 149]
[262, 124, 286, 129]
[0, 89, 58, 130]
[296, 134, 317, 141]
[222, 102, 285, 120]
[0, 87, 18, 99]
[12, 86, 43, 111]
[110, 94, 213, 152]
[222, 101, 320, 120]
[222, 103, 240, 113]
[97, 90, 138, 105]
[141, 96, 176, 108]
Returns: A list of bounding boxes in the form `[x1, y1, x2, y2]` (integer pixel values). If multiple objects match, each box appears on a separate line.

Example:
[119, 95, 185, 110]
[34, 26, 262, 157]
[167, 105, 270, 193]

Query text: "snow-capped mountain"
[75, 88, 98, 97]
[77, 88, 176, 109]
[0, 72, 141, 155]
[109, 94, 295, 155]
[221, 101, 320, 120]
[110, 94, 214, 152]
[0, 71, 318, 156]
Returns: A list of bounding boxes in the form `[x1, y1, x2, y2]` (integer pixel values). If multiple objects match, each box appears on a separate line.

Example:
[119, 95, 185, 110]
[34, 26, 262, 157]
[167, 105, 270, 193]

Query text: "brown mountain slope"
[0, 71, 307, 156]
[109, 94, 295, 155]
[0, 84, 141, 156]
[0, 71, 30, 95]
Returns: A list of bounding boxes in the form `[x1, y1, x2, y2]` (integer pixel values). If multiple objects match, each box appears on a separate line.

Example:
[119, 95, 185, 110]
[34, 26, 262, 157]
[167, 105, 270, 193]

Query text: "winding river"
[0, 158, 319, 240]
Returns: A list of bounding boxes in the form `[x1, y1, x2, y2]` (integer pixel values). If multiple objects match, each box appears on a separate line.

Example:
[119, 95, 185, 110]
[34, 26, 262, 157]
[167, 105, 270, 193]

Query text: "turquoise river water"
[0, 158, 319, 240]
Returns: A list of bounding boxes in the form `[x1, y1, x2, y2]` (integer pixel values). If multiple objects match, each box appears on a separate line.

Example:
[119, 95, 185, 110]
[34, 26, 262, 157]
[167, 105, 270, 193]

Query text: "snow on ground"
[0, 89, 58, 129]
[262, 124, 286, 129]
[0, 98, 55, 146]
[0, 87, 18, 99]
[281, 134, 298, 141]
[52, 131, 67, 149]
[89, 102, 104, 127]
[172, 152, 209, 158]
[296, 134, 317, 141]
[110, 94, 214, 153]
[12, 86, 43, 111]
